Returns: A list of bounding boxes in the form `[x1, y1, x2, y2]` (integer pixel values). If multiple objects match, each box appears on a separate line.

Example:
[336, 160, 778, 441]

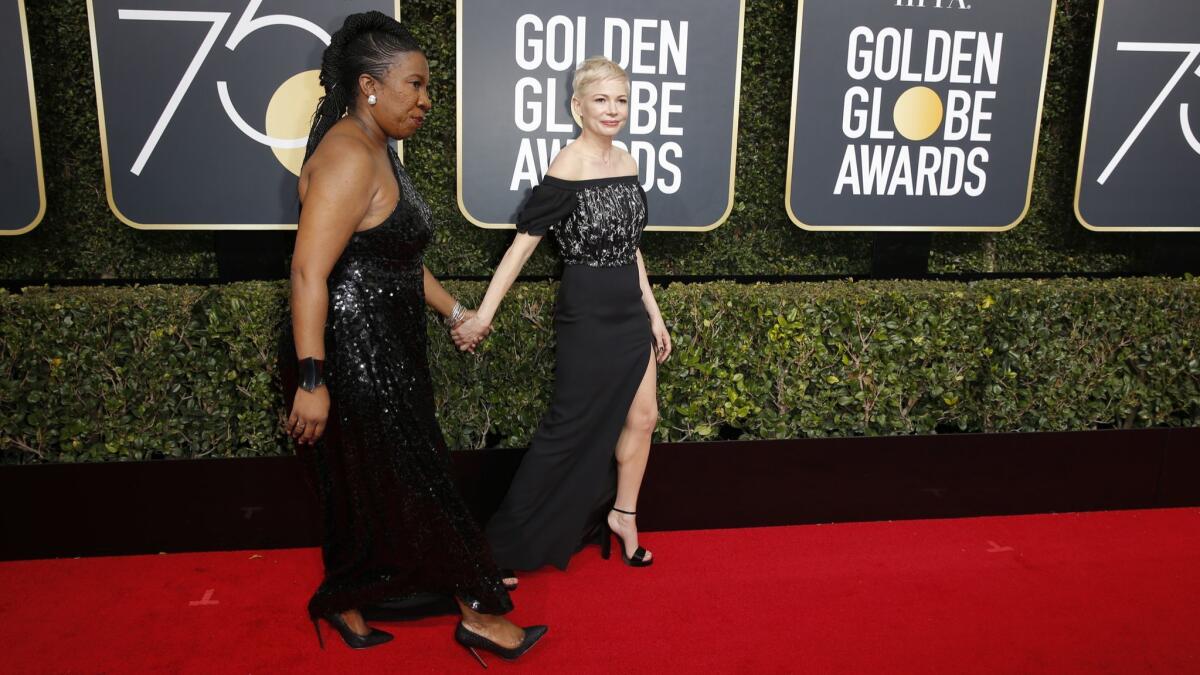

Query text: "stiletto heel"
[454, 622, 548, 668]
[462, 644, 488, 668]
[609, 507, 653, 567]
[314, 612, 393, 650]
[599, 519, 612, 560]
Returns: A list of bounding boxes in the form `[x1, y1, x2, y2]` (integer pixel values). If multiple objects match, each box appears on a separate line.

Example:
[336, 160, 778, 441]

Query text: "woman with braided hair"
[283, 11, 545, 663]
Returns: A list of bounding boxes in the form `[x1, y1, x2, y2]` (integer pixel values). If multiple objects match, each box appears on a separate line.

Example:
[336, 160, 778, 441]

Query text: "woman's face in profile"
[573, 77, 629, 138]
[371, 50, 432, 140]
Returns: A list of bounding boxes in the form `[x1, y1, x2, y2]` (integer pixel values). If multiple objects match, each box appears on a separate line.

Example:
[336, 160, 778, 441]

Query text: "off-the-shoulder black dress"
[486, 174, 652, 571]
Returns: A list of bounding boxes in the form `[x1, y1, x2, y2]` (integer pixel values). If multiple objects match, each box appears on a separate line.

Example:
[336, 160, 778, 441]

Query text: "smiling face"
[361, 50, 431, 140]
[572, 76, 629, 138]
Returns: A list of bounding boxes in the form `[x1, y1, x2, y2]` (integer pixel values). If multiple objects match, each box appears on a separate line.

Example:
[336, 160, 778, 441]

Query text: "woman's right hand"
[288, 387, 330, 444]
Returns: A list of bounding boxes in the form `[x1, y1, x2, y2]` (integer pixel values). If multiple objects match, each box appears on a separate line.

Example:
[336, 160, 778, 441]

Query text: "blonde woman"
[454, 57, 671, 586]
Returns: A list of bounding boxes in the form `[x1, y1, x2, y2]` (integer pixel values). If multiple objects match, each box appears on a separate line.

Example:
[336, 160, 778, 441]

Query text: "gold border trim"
[87, 0, 402, 230]
[3, 0, 47, 236]
[1073, 0, 1200, 232]
[455, 0, 747, 232]
[784, 0, 1058, 232]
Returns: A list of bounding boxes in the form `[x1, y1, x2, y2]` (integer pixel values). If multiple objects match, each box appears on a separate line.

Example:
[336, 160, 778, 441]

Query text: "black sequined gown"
[486, 175, 652, 571]
[284, 147, 511, 618]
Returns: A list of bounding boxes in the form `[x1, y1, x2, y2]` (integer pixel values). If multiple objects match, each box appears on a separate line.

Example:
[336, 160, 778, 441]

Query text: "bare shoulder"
[615, 146, 639, 177]
[307, 129, 375, 182]
[544, 143, 587, 181]
[301, 134, 379, 208]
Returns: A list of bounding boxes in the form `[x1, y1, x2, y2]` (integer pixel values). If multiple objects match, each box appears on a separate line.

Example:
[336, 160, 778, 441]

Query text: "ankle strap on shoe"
[611, 506, 637, 516]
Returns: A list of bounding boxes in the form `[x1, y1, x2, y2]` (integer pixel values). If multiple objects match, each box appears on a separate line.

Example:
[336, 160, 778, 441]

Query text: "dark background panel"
[458, 0, 742, 229]
[0, 0, 44, 234]
[91, 0, 391, 227]
[3, 429, 1195, 560]
[788, 0, 1054, 229]
[1076, 0, 1200, 230]
[0, 0, 1150, 281]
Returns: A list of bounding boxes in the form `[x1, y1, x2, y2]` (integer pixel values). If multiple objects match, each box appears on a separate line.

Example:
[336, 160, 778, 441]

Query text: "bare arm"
[476, 233, 543, 324]
[451, 233, 542, 351]
[636, 249, 672, 363]
[423, 265, 459, 319]
[291, 146, 373, 357]
[635, 249, 661, 321]
[288, 138, 374, 443]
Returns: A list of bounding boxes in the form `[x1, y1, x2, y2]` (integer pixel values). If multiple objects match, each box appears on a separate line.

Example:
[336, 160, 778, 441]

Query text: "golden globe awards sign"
[785, 0, 1055, 231]
[87, 1, 397, 230]
[1, 0, 45, 235]
[1075, 0, 1200, 232]
[457, 0, 745, 231]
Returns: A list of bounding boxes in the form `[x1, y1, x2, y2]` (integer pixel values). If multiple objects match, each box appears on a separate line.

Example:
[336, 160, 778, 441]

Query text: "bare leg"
[456, 599, 525, 649]
[607, 351, 658, 560]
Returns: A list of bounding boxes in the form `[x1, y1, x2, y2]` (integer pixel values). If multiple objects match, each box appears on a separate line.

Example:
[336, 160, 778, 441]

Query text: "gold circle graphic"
[266, 69, 323, 176]
[892, 86, 944, 142]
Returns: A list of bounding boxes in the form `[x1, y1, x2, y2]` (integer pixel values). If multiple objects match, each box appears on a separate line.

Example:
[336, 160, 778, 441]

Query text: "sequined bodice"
[327, 147, 432, 336]
[516, 175, 647, 267]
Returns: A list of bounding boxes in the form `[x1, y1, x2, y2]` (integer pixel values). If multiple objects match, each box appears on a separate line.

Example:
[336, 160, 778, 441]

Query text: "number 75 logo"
[108, 0, 330, 177]
[89, 1, 395, 228]
[1095, 41, 1200, 185]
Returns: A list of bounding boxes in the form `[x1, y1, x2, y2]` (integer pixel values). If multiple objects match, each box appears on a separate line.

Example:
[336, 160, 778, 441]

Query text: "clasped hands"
[450, 309, 491, 353]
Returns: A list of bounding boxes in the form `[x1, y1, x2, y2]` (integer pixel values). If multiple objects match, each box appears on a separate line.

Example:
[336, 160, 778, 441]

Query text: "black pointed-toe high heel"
[312, 613, 394, 650]
[609, 507, 654, 567]
[454, 622, 548, 668]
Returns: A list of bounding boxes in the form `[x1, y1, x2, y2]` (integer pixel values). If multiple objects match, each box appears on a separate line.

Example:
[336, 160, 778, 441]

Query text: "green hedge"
[0, 0, 1152, 280]
[4, 277, 1198, 463]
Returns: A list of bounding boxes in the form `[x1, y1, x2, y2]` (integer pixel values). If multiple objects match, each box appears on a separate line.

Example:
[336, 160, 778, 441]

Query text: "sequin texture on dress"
[283, 146, 512, 617]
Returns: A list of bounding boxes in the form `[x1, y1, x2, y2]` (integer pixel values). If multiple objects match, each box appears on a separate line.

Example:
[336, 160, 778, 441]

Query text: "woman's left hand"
[452, 312, 492, 353]
[650, 314, 672, 364]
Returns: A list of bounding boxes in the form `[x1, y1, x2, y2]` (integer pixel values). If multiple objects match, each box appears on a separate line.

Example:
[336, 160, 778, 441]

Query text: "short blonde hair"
[572, 56, 629, 98]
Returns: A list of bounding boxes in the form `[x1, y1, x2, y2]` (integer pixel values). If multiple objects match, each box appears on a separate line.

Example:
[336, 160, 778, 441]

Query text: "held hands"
[451, 310, 492, 353]
[650, 313, 672, 364]
[287, 387, 329, 445]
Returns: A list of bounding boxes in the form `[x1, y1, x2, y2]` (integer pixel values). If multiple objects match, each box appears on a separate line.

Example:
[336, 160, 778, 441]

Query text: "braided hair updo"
[304, 11, 423, 162]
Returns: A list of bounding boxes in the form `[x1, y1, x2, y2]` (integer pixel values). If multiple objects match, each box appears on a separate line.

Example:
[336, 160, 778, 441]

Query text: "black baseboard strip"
[1, 429, 1196, 561]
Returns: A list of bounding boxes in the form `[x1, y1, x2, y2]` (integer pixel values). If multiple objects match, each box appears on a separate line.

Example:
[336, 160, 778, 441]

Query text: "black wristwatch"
[298, 357, 325, 392]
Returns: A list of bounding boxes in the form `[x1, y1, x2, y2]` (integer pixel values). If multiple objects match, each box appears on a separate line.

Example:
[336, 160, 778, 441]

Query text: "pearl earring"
[367, 94, 377, 106]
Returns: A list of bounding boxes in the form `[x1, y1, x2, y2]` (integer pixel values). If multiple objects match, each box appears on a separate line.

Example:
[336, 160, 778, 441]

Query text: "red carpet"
[2, 508, 1199, 673]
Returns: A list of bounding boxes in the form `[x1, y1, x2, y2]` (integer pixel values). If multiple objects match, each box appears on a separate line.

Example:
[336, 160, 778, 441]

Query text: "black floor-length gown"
[486, 174, 652, 571]
[284, 146, 511, 618]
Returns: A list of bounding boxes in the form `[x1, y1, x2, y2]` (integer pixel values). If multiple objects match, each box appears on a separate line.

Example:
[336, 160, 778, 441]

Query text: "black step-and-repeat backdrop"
[785, 0, 1056, 231]
[12, 2, 1188, 235]
[1075, 0, 1200, 232]
[456, 0, 745, 231]
[87, 0, 398, 230]
[1, 0, 45, 236]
